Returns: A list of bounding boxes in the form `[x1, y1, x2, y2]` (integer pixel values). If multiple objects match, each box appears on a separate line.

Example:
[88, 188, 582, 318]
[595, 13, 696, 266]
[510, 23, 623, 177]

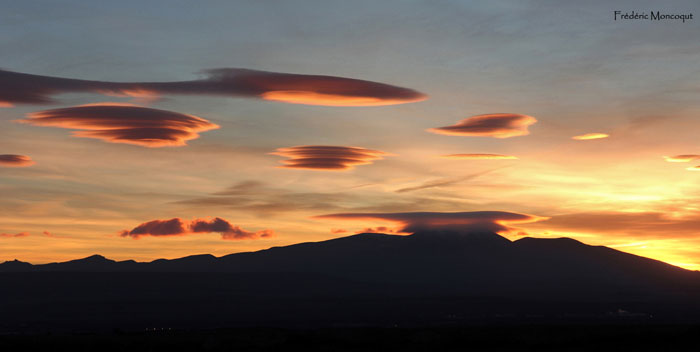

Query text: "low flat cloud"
[571, 133, 609, 140]
[0, 232, 30, 238]
[664, 155, 700, 162]
[427, 113, 536, 138]
[315, 211, 546, 233]
[529, 211, 700, 239]
[0, 68, 426, 107]
[120, 217, 274, 240]
[270, 145, 389, 170]
[688, 166, 700, 171]
[0, 154, 35, 167]
[441, 154, 517, 160]
[21, 103, 219, 147]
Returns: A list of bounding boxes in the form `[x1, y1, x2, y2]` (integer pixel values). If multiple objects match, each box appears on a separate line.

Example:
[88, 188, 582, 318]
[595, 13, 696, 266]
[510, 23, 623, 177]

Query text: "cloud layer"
[21, 103, 219, 147]
[119, 217, 274, 240]
[0, 154, 35, 167]
[0, 68, 426, 107]
[428, 113, 536, 138]
[441, 153, 517, 160]
[270, 145, 389, 170]
[572, 133, 609, 140]
[315, 211, 546, 233]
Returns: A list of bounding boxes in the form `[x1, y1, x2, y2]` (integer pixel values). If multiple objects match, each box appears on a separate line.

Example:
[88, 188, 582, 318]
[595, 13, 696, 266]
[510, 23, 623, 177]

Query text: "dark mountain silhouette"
[1, 230, 699, 330]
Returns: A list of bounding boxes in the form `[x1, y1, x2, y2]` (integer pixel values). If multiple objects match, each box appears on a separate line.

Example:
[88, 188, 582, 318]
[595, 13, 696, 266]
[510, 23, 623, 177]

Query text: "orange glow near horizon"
[260, 90, 427, 106]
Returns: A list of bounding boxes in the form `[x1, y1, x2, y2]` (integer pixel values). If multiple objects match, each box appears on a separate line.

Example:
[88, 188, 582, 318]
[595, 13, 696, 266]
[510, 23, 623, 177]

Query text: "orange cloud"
[428, 113, 536, 138]
[21, 103, 219, 147]
[0, 154, 35, 167]
[441, 153, 518, 160]
[270, 145, 389, 170]
[572, 133, 609, 140]
[687, 166, 700, 171]
[664, 155, 700, 162]
[0, 232, 30, 238]
[119, 217, 274, 240]
[0, 68, 426, 107]
[315, 211, 547, 234]
[330, 228, 348, 234]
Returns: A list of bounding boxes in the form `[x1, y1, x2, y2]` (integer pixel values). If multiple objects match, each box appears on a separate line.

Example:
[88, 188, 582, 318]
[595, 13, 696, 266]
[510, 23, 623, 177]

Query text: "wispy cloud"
[428, 113, 536, 138]
[0, 232, 30, 238]
[395, 168, 500, 193]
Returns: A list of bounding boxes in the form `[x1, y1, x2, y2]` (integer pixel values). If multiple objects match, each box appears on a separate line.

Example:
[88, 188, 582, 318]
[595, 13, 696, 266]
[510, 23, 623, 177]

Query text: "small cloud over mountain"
[120, 217, 274, 240]
[315, 211, 547, 233]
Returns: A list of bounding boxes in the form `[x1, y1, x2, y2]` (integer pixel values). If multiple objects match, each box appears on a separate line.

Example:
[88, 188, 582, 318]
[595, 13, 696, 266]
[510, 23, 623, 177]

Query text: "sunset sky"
[2, 1, 699, 270]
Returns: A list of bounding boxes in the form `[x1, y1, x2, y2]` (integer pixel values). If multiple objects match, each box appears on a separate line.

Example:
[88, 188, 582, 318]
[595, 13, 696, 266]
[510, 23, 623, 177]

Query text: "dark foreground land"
[3, 231, 700, 350]
[1, 325, 699, 351]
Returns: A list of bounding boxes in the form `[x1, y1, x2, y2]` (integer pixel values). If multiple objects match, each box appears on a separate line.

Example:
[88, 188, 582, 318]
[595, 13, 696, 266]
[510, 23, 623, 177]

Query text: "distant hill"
[1, 230, 699, 330]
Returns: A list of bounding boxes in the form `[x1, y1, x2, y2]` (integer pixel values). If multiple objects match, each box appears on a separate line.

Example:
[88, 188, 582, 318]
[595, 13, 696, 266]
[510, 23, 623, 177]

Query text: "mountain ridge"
[2, 230, 700, 328]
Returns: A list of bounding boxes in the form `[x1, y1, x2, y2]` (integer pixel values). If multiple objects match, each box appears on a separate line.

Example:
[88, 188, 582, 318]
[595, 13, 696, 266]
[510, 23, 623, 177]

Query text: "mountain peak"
[408, 228, 511, 245]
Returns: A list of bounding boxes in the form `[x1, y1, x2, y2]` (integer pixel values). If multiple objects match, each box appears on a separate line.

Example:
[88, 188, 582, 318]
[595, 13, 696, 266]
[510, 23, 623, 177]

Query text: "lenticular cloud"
[270, 145, 389, 170]
[428, 114, 536, 138]
[0, 68, 426, 107]
[21, 103, 219, 147]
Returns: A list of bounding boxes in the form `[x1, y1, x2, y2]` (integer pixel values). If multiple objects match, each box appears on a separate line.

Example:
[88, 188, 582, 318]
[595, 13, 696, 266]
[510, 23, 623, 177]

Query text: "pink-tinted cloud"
[427, 113, 536, 138]
[315, 211, 547, 233]
[119, 217, 274, 240]
[330, 228, 349, 234]
[664, 155, 700, 163]
[441, 153, 518, 160]
[0, 68, 426, 107]
[270, 145, 389, 170]
[571, 133, 609, 140]
[0, 154, 35, 167]
[21, 103, 219, 147]
[0, 232, 30, 238]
